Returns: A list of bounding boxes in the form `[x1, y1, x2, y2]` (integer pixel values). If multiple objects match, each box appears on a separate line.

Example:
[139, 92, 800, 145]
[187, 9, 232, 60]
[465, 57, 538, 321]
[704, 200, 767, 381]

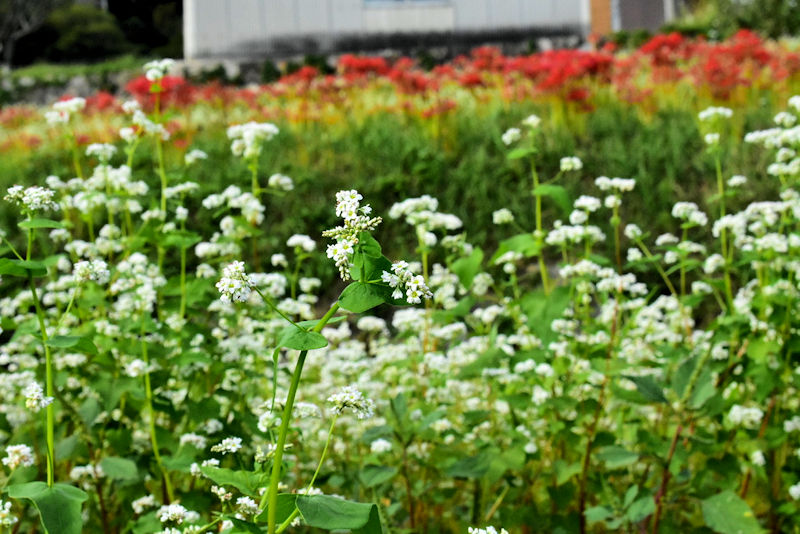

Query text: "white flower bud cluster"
[468, 526, 509, 534]
[210, 436, 243, 455]
[227, 121, 279, 159]
[184, 149, 208, 165]
[44, 97, 86, 124]
[501, 127, 521, 146]
[327, 385, 374, 419]
[0, 500, 17, 527]
[671, 201, 708, 226]
[492, 208, 514, 225]
[24, 382, 53, 412]
[215, 261, 254, 303]
[267, 173, 294, 191]
[560, 156, 583, 172]
[698, 106, 733, 121]
[4, 185, 58, 212]
[323, 190, 382, 281]
[287, 234, 316, 252]
[158, 502, 188, 524]
[728, 404, 763, 429]
[85, 143, 117, 163]
[73, 260, 110, 285]
[381, 260, 433, 304]
[595, 176, 635, 192]
[143, 58, 175, 82]
[2, 444, 34, 470]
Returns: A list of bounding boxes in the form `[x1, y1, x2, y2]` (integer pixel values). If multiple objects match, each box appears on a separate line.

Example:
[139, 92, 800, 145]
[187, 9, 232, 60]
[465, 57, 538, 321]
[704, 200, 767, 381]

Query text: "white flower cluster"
[671, 201, 708, 226]
[184, 149, 208, 165]
[210, 436, 243, 455]
[468, 527, 509, 534]
[381, 261, 433, 304]
[0, 500, 17, 527]
[158, 502, 187, 524]
[287, 234, 316, 252]
[323, 190, 382, 280]
[327, 385, 375, 419]
[24, 382, 53, 412]
[86, 143, 117, 163]
[202, 185, 265, 225]
[267, 173, 294, 191]
[698, 106, 733, 121]
[3, 444, 34, 470]
[595, 176, 636, 192]
[227, 122, 279, 159]
[216, 261, 254, 303]
[44, 97, 86, 124]
[131, 495, 157, 515]
[4, 185, 58, 212]
[73, 260, 110, 285]
[501, 127, 521, 146]
[492, 208, 514, 225]
[144, 58, 175, 82]
[728, 405, 763, 429]
[560, 156, 583, 172]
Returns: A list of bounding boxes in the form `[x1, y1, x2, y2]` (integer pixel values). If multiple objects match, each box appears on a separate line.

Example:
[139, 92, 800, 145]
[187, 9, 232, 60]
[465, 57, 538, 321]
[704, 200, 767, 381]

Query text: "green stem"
[715, 153, 734, 307]
[262, 302, 340, 534]
[253, 286, 302, 328]
[29, 279, 55, 488]
[179, 246, 187, 318]
[530, 158, 550, 294]
[140, 315, 174, 502]
[278, 415, 340, 533]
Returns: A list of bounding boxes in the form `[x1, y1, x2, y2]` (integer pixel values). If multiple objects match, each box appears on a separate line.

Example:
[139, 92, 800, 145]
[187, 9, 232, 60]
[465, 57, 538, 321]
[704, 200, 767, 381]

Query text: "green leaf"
[623, 375, 668, 404]
[360, 465, 398, 487]
[357, 231, 382, 257]
[18, 218, 65, 230]
[199, 466, 268, 497]
[623, 485, 639, 508]
[339, 282, 385, 314]
[626, 496, 655, 523]
[447, 452, 492, 479]
[554, 460, 582, 486]
[0, 258, 47, 277]
[8, 482, 88, 534]
[533, 184, 572, 216]
[0, 258, 29, 277]
[585, 506, 614, 523]
[46, 335, 98, 355]
[493, 233, 540, 260]
[702, 490, 764, 534]
[296, 495, 382, 533]
[450, 247, 483, 289]
[255, 493, 297, 524]
[228, 518, 266, 533]
[99, 457, 139, 481]
[276, 325, 328, 351]
[596, 446, 639, 469]
[507, 147, 533, 160]
[162, 230, 202, 249]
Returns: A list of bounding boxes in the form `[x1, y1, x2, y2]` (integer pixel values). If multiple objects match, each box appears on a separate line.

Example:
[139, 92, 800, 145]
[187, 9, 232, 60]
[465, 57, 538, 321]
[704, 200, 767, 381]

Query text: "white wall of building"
[184, 0, 585, 59]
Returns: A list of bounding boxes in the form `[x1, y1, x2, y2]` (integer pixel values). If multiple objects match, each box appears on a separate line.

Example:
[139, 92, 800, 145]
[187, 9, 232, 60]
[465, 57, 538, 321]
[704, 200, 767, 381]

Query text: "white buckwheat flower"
[381, 261, 433, 304]
[24, 382, 53, 412]
[184, 149, 208, 165]
[5, 185, 59, 212]
[328, 386, 375, 419]
[216, 261, 254, 303]
[73, 260, 110, 285]
[560, 156, 583, 172]
[211, 437, 243, 455]
[3, 444, 34, 470]
[323, 190, 382, 281]
[492, 208, 514, 225]
[268, 173, 294, 191]
[501, 127, 521, 146]
[0, 500, 17, 527]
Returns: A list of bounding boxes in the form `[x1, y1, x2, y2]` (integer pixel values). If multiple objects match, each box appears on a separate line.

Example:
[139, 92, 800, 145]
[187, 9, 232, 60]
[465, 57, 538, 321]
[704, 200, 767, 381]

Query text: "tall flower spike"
[323, 190, 382, 281]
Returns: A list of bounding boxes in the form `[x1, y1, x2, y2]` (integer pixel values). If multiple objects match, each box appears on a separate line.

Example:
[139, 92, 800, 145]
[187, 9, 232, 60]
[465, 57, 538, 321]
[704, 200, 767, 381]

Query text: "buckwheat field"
[2, 32, 800, 534]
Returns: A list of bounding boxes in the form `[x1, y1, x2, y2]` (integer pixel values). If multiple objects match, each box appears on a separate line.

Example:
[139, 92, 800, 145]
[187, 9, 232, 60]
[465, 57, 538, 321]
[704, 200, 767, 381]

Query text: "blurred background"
[0, 0, 798, 105]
